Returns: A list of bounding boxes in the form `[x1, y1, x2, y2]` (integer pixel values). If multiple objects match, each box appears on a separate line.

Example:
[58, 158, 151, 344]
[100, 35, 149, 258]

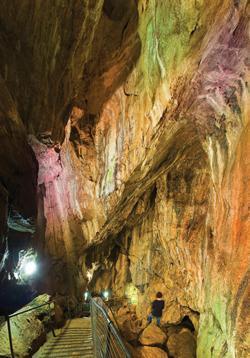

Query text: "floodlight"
[24, 261, 37, 276]
[103, 290, 109, 300]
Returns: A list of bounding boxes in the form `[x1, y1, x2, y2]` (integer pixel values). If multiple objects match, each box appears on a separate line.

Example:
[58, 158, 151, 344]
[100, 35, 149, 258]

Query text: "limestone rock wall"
[83, 2, 250, 357]
[0, 183, 8, 276]
[0, 1, 249, 357]
[0, 294, 51, 357]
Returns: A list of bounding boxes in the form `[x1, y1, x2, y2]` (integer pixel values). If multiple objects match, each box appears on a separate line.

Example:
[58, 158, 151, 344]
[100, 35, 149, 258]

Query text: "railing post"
[90, 299, 97, 358]
[67, 296, 70, 319]
[90, 297, 131, 358]
[106, 320, 111, 358]
[5, 315, 15, 358]
[48, 302, 56, 337]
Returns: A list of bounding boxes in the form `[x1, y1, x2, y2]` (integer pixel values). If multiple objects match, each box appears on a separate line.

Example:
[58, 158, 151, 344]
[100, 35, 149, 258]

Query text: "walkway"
[34, 318, 94, 358]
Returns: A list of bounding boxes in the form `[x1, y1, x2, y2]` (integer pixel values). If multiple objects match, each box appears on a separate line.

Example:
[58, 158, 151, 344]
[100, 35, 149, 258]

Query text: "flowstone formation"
[0, 1, 249, 357]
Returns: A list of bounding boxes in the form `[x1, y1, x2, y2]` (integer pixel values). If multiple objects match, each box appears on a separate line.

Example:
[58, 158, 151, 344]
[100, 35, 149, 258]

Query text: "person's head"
[156, 291, 163, 299]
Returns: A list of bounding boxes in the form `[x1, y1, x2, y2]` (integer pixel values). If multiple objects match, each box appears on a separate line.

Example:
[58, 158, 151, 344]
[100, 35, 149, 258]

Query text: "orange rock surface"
[0, 1, 249, 356]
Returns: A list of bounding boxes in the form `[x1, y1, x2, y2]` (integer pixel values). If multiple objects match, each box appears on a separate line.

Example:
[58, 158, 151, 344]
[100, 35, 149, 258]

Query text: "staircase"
[34, 318, 93, 358]
[33, 297, 131, 358]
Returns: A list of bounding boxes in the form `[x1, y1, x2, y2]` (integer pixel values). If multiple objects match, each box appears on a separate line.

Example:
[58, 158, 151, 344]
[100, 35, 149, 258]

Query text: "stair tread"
[34, 318, 94, 358]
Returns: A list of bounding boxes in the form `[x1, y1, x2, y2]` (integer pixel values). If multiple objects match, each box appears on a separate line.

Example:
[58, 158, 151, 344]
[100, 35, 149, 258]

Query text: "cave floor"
[34, 318, 93, 357]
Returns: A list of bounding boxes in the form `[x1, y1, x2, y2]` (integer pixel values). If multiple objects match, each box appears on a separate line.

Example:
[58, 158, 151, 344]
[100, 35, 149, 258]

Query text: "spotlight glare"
[14, 271, 19, 279]
[24, 261, 37, 276]
[103, 290, 109, 300]
[84, 291, 89, 301]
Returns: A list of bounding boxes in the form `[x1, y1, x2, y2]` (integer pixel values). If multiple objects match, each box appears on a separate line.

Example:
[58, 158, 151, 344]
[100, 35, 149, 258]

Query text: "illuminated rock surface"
[0, 1, 249, 357]
[139, 323, 167, 346]
[0, 294, 50, 357]
[167, 328, 196, 358]
[135, 345, 168, 358]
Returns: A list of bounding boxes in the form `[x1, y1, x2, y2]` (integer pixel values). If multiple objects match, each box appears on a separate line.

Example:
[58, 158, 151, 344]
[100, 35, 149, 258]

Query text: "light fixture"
[103, 290, 109, 301]
[13, 271, 19, 280]
[14, 249, 38, 283]
[23, 260, 37, 276]
[86, 271, 92, 281]
[84, 291, 90, 301]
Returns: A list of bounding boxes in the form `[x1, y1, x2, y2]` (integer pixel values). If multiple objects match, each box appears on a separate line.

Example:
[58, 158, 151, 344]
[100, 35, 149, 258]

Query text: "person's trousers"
[147, 313, 161, 326]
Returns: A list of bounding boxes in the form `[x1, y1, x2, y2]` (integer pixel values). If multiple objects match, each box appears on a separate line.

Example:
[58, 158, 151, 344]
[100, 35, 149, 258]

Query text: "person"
[147, 292, 165, 326]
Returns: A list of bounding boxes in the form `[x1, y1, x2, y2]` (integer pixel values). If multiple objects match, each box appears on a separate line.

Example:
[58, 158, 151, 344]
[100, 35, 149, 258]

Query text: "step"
[42, 349, 93, 354]
[43, 343, 92, 346]
[52, 336, 92, 339]
[43, 345, 93, 350]
[49, 338, 92, 343]
[42, 355, 93, 358]
[41, 354, 94, 358]
[34, 318, 94, 358]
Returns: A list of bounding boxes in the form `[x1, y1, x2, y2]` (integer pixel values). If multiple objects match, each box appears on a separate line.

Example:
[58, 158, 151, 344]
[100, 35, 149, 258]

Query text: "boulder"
[118, 316, 144, 342]
[139, 323, 167, 346]
[115, 304, 144, 342]
[119, 319, 138, 341]
[136, 346, 169, 357]
[125, 342, 140, 357]
[117, 304, 131, 317]
[166, 328, 196, 358]
[0, 294, 51, 357]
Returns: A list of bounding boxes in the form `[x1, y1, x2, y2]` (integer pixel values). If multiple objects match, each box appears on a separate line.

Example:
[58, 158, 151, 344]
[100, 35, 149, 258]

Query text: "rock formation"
[139, 324, 167, 346]
[0, 294, 51, 357]
[167, 328, 196, 358]
[0, 0, 249, 357]
[135, 346, 168, 358]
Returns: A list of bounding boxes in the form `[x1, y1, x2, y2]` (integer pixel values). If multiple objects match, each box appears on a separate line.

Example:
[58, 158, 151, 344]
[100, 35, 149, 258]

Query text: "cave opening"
[180, 316, 195, 333]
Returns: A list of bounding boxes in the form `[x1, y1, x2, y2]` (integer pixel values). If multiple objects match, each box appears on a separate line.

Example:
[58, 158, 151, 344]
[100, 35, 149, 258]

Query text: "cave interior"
[0, 1, 249, 357]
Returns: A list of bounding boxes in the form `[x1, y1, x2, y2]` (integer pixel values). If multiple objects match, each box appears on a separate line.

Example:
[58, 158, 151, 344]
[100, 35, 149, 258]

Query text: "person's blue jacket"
[152, 299, 165, 317]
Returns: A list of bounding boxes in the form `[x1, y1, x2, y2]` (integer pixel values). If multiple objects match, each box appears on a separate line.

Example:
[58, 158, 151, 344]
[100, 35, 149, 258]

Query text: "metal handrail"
[5, 300, 56, 358]
[90, 297, 131, 358]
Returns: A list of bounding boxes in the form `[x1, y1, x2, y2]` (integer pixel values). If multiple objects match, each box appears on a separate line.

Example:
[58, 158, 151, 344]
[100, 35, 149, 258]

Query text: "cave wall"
[82, 1, 250, 357]
[0, 183, 8, 274]
[0, 0, 140, 292]
[0, 0, 249, 356]
[0, 68, 38, 284]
